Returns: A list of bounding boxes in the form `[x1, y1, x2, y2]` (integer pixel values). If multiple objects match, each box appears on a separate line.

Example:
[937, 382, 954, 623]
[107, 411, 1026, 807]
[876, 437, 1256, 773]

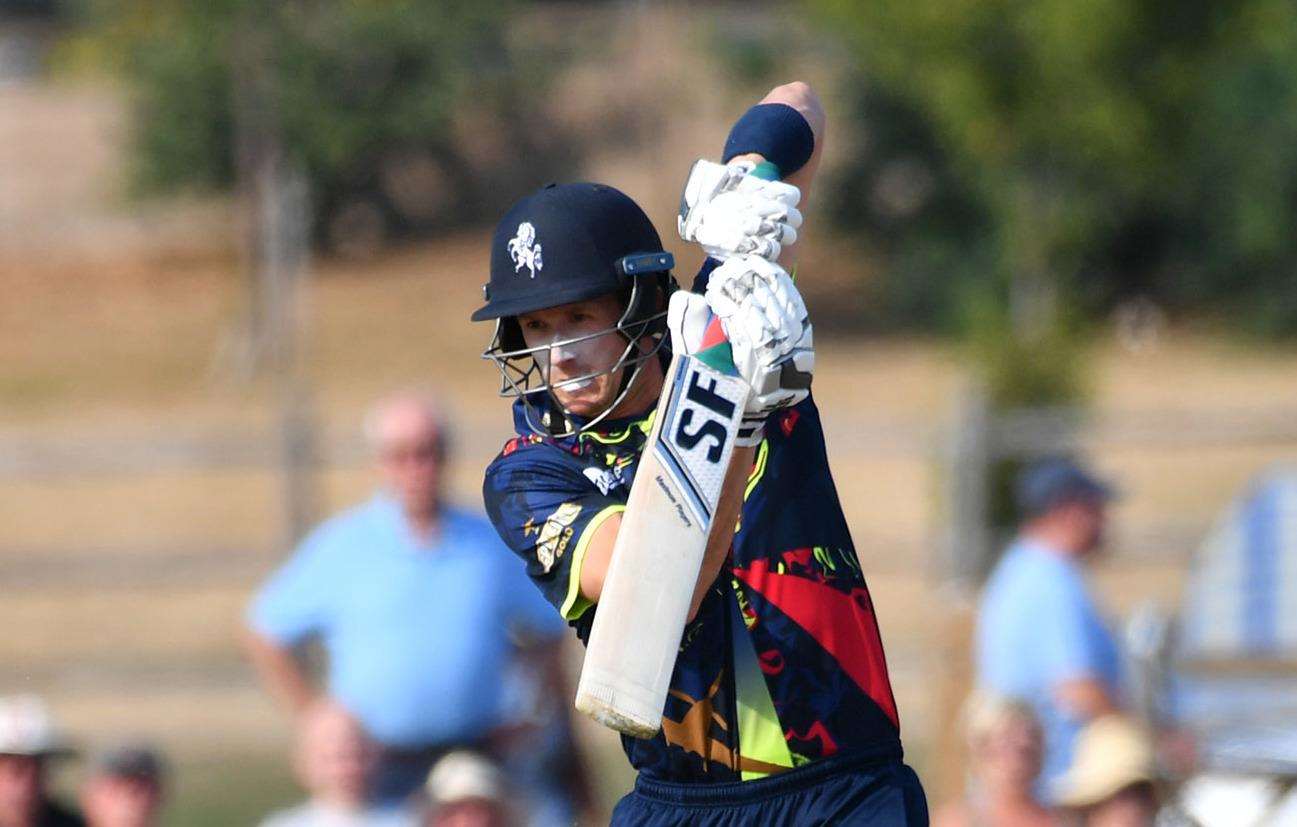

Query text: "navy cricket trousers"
[611, 744, 929, 826]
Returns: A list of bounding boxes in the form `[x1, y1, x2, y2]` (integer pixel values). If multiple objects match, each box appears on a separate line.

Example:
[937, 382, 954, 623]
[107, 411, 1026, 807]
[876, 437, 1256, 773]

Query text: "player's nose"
[547, 340, 583, 374]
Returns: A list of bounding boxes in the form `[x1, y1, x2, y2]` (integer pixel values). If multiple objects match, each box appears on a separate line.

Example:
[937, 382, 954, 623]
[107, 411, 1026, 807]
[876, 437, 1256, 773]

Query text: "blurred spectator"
[976, 457, 1123, 801]
[0, 696, 82, 827]
[260, 702, 419, 827]
[1054, 716, 1158, 827]
[934, 692, 1053, 827]
[80, 744, 165, 827]
[424, 752, 508, 827]
[245, 391, 568, 804]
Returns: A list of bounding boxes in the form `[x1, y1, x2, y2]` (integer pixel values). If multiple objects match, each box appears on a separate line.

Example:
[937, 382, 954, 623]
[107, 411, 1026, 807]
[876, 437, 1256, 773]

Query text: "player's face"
[518, 294, 632, 418]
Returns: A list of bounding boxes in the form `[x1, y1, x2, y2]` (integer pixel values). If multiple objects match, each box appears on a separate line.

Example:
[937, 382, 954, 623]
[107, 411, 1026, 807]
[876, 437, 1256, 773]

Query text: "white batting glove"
[666, 288, 712, 359]
[705, 255, 814, 445]
[678, 160, 802, 262]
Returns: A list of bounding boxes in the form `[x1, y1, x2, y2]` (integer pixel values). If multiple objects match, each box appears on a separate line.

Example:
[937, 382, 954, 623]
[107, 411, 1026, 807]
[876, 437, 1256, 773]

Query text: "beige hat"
[426, 751, 504, 805]
[1055, 715, 1156, 808]
[0, 696, 75, 758]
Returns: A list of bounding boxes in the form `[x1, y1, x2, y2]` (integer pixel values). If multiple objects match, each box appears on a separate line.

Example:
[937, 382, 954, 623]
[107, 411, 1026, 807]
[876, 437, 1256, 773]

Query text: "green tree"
[813, 0, 1297, 338]
[79, 0, 575, 249]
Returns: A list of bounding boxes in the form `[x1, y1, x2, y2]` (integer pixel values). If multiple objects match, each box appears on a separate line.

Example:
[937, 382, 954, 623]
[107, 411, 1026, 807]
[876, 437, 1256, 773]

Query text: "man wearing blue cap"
[473, 82, 927, 825]
[975, 456, 1124, 802]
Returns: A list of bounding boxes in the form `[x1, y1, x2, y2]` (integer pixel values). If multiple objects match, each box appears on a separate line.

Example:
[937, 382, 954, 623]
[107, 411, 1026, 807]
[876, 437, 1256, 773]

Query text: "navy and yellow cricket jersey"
[482, 379, 902, 784]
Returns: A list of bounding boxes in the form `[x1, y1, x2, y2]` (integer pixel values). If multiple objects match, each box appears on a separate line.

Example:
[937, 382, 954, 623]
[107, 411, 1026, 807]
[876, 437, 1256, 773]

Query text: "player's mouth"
[555, 375, 596, 392]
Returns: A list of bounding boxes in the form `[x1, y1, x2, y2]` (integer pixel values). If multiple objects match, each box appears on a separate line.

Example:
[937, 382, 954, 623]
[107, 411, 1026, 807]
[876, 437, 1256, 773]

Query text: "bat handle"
[749, 160, 781, 181]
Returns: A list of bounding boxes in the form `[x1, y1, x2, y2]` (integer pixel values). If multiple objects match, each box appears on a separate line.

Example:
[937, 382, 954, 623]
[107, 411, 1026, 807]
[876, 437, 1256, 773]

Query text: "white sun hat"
[426, 750, 504, 805]
[0, 696, 75, 758]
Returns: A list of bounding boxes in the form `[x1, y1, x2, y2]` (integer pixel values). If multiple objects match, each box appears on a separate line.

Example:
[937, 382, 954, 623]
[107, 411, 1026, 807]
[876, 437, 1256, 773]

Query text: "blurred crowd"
[0, 695, 527, 827]
[0, 405, 1267, 827]
[240, 389, 592, 825]
[3, 389, 590, 827]
[0, 696, 163, 827]
[937, 458, 1189, 827]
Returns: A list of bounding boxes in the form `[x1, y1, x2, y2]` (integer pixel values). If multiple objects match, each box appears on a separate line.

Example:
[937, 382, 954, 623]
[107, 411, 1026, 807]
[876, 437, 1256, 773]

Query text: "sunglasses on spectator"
[380, 440, 441, 464]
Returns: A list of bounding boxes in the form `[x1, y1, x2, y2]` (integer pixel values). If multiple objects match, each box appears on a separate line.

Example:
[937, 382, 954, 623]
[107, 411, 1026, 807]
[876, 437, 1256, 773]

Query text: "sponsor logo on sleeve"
[536, 502, 582, 573]
[582, 465, 627, 495]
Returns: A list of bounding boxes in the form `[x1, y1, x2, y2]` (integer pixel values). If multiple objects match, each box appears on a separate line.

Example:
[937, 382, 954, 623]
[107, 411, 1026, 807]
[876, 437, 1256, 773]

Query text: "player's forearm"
[687, 444, 756, 620]
[725, 82, 825, 268]
[243, 629, 318, 715]
[757, 81, 825, 205]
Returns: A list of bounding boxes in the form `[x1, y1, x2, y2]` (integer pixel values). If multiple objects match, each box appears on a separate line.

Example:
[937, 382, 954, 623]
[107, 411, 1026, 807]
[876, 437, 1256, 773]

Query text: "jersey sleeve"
[483, 445, 624, 623]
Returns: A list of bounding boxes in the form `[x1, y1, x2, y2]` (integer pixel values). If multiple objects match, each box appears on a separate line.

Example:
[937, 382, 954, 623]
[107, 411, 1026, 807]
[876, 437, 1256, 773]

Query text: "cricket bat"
[573, 164, 780, 739]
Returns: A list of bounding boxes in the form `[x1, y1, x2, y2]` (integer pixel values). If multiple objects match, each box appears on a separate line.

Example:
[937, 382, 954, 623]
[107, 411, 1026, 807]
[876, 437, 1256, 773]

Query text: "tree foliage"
[813, 0, 1297, 338]
[82, 0, 574, 248]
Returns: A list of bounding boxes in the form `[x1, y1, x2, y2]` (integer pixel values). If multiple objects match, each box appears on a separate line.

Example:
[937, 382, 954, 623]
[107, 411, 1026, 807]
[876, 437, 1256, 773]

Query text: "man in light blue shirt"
[245, 391, 566, 804]
[975, 457, 1124, 802]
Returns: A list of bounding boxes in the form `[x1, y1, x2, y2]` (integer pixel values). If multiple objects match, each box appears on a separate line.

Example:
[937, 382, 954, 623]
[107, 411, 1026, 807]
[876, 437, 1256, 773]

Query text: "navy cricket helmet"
[472, 182, 674, 322]
[473, 182, 678, 436]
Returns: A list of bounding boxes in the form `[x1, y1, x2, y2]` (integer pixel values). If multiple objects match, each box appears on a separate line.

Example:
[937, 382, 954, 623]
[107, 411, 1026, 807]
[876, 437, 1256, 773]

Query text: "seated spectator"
[1054, 716, 1158, 827]
[260, 702, 419, 827]
[424, 752, 508, 827]
[934, 692, 1054, 827]
[0, 696, 82, 827]
[80, 744, 165, 827]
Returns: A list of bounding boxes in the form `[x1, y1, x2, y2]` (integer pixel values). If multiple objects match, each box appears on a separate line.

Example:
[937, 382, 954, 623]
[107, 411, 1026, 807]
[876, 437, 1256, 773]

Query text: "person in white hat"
[0, 696, 82, 827]
[424, 752, 507, 827]
[1054, 715, 1159, 827]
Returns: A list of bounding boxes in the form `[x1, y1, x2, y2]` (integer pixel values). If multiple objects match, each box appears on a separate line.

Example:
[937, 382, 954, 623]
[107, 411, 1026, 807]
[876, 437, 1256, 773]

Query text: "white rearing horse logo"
[507, 222, 543, 278]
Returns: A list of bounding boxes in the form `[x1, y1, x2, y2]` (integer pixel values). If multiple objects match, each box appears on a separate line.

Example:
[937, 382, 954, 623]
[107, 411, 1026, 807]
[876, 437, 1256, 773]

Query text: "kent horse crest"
[508, 222, 543, 278]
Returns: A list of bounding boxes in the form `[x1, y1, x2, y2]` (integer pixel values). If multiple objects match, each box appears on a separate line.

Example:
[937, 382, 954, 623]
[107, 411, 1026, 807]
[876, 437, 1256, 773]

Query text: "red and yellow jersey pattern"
[483, 390, 901, 784]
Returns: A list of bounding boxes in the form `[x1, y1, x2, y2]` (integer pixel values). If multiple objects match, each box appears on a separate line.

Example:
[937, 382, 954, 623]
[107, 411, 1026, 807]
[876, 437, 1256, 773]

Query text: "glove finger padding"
[679, 159, 803, 262]
[704, 256, 814, 428]
[734, 172, 802, 209]
[666, 289, 713, 358]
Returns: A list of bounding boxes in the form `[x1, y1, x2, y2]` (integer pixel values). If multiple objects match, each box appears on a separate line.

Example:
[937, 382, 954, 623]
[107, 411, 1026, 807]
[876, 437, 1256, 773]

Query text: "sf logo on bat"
[673, 368, 738, 462]
[654, 356, 748, 528]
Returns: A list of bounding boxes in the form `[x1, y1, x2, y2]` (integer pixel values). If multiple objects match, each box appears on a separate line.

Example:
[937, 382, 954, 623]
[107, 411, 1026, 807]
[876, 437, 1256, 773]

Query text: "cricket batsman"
[474, 82, 928, 824]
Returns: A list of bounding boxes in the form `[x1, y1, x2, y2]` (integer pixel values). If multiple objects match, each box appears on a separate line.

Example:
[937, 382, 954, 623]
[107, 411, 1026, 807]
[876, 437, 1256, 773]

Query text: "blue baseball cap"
[1016, 457, 1117, 519]
[471, 182, 669, 322]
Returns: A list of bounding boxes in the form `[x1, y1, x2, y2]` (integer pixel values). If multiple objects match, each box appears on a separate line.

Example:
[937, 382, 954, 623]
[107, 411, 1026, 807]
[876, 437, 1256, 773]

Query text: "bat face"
[575, 349, 748, 738]
[654, 356, 747, 528]
[575, 155, 784, 739]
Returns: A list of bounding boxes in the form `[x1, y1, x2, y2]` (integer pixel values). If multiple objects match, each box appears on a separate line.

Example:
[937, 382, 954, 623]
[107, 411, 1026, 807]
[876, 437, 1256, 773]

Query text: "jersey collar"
[509, 397, 654, 443]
